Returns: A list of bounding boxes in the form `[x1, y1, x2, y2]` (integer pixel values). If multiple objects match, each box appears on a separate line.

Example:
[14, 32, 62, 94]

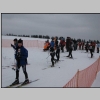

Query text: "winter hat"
[13, 38, 17, 41]
[18, 39, 23, 43]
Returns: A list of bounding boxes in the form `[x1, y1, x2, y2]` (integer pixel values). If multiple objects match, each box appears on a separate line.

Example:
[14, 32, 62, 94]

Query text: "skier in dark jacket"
[11, 39, 29, 85]
[66, 41, 73, 58]
[54, 37, 60, 61]
[60, 37, 65, 52]
[50, 47, 56, 67]
[55, 37, 58, 47]
[85, 41, 89, 52]
[89, 42, 93, 58]
[55, 45, 60, 61]
[66, 37, 71, 52]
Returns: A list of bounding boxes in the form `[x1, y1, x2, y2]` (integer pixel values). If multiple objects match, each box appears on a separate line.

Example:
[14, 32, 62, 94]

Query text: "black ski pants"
[56, 49, 60, 61]
[97, 47, 99, 53]
[61, 45, 64, 52]
[16, 65, 28, 80]
[68, 49, 73, 57]
[50, 52, 55, 66]
[90, 49, 93, 58]
[68, 49, 73, 58]
[85, 47, 88, 52]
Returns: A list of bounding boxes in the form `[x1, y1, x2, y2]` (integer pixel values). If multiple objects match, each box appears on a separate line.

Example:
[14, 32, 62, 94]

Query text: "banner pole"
[95, 56, 100, 79]
[77, 69, 79, 88]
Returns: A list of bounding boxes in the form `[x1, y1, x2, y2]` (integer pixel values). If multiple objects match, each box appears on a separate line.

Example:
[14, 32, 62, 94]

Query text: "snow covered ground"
[1, 36, 100, 87]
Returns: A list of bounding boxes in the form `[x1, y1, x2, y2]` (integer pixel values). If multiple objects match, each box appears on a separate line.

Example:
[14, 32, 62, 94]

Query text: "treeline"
[6, 33, 99, 43]
[6, 34, 50, 39]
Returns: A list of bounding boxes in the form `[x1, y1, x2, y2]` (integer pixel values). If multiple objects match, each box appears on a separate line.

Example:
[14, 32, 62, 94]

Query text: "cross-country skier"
[73, 39, 77, 51]
[89, 42, 93, 58]
[50, 47, 56, 67]
[12, 38, 28, 65]
[54, 37, 58, 47]
[60, 37, 65, 52]
[66, 41, 73, 58]
[54, 37, 60, 61]
[92, 41, 96, 52]
[50, 38, 55, 48]
[66, 37, 71, 52]
[97, 41, 100, 53]
[81, 41, 85, 50]
[55, 45, 60, 61]
[85, 41, 89, 52]
[79, 42, 82, 50]
[11, 39, 29, 85]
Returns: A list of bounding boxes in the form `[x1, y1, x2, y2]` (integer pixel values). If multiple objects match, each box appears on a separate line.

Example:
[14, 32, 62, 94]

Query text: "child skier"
[11, 39, 29, 85]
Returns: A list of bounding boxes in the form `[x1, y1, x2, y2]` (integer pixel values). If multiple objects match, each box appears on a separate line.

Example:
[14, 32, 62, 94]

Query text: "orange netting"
[63, 57, 100, 87]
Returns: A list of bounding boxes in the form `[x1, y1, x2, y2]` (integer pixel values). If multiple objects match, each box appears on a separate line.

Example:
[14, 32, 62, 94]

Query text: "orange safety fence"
[2, 39, 45, 48]
[63, 56, 100, 87]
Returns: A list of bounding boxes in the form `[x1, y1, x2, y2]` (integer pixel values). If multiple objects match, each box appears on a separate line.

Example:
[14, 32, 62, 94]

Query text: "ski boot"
[69, 56, 73, 59]
[91, 54, 93, 58]
[22, 79, 29, 85]
[54, 59, 57, 63]
[11, 79, 19, 85]
[51, 62, 54, 67]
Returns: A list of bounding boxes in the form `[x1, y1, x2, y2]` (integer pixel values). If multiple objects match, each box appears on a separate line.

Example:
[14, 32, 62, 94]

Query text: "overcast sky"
[2, 14, 100, 41]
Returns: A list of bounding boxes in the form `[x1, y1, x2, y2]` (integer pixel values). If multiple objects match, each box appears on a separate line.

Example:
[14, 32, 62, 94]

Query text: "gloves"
[11, 44, 13, 47]
[16, 52, 21, 60]
[16, 56, 21, 60]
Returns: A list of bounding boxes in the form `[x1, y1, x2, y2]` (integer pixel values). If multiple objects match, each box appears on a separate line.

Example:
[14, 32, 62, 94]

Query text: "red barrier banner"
[2, 39, 44, 48]
[63, 57, 100, 87]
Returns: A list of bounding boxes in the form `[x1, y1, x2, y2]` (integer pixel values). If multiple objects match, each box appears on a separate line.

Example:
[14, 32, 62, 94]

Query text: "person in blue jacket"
[11, 39, 29, 85]
[11, 38, 28, 65]
[50, 38, 55, 48]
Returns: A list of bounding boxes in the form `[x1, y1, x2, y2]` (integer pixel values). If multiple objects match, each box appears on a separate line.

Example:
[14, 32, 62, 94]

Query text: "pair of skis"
[42, 59, 64, 70]
[64, 56, 77, 59]
[5, 79, 39, 88]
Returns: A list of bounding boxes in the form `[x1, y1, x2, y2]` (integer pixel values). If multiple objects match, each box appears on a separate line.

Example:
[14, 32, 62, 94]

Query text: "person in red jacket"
[92, 41, 96, 52]
[79, 42, 82, 50]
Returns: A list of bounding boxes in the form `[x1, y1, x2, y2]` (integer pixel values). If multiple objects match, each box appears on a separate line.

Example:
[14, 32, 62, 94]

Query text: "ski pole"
[46, 55, 50, 59]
